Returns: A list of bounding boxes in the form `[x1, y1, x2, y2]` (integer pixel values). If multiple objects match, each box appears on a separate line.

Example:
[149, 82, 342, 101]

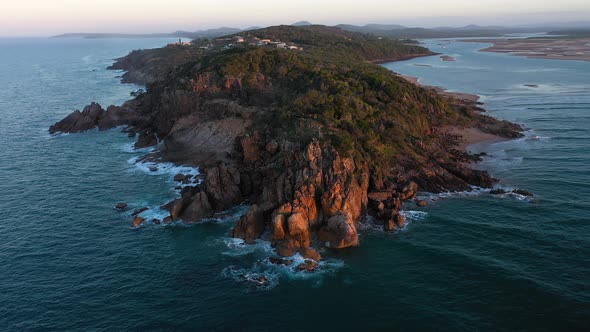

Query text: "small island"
[50, 25, 522, 264]
[440, 55, 456, 61]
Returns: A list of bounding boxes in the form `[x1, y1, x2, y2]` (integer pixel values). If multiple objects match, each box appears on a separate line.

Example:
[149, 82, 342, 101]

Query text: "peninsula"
[50, 25, 523, 266]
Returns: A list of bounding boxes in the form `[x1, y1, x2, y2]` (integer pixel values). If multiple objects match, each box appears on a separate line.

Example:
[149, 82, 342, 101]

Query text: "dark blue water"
[1, 37, 589, 331]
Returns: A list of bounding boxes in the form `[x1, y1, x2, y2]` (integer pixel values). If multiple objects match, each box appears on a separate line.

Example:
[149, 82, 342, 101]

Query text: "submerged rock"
[269, 257, 293, 266]
[299, 247, 322, 261]
[490, 189, 507, 195]
[296, 259, 319, 272]
[115, 203, 128, 211]
[132, 207, 148, 216]
[173, 173, 187, 182]
[513, 189, 534, 197]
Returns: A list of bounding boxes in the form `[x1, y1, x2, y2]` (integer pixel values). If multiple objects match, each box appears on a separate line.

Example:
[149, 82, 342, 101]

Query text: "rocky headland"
[50, 25, 523, 263]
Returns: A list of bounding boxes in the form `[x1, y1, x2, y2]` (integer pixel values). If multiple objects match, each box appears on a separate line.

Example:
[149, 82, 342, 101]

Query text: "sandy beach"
[448, 126, 507, 151]
[460, 37, 590, 62]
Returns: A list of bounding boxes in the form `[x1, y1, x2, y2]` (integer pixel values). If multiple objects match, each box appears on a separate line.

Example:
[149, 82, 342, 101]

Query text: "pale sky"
[1, 0, 590, 36]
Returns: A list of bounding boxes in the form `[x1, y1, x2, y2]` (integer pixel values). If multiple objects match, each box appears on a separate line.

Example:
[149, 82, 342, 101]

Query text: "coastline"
[397, 73, 481, 103]
[449, 126, 507, 151]
[369, 52, 439, 64]
[48, 26, 525, 264]
[395, 73, 513, 150]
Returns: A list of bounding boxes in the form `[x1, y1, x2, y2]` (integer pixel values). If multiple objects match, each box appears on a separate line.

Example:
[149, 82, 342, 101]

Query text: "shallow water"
[0, 37, 589, 331]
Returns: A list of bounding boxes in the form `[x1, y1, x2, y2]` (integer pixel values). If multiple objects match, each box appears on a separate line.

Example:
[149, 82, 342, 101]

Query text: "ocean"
[0, 37, 588, 331]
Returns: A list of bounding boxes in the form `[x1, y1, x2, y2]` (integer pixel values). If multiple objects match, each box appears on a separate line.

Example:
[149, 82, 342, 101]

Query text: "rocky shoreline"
[50, 26, 526, 271]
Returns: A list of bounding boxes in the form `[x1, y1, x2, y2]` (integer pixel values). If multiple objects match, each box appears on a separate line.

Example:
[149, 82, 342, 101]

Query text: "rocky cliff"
[50, 25, 523, 261]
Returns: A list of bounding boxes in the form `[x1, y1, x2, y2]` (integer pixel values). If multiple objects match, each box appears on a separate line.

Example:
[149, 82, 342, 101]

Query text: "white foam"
[127, 157, 200, 184]
[359, 211, 428, 234]
[204, 205, 250, 224]
[219, 237, 345, 290]
[221, 265, 280, 291]
[221, 238, 274, 257]
[120, 142, 143, 153]
[400, 210, 428, 221]
[82, 55, 93, 64]
[136, 206, 170, 222]
[419, 186, 491, 201]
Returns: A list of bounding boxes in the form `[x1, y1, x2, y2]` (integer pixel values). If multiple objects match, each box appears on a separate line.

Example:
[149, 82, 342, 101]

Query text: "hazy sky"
[1, 0, 590, 36]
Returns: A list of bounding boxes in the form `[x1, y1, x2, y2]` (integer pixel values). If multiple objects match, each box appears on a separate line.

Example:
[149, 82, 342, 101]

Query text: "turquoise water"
[0, 37, 589, 331]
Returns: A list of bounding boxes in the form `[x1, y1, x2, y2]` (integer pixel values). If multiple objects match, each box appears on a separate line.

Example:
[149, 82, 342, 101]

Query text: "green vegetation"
[127, 26, 478, 169]
[165, 26, 472, 165]
[240, 25, 431, 61]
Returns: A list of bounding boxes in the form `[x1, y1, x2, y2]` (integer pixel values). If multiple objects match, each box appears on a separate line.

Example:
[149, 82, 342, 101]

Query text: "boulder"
[318, 214, 359, 249]
[270, 214, 287, 242]
[287, 213, 309, 236]
[135, 131, 158, 149]
[173, 173, 187, 182]
[383, 219, 396, 232]
[416, 200, 428, 207]
[384, 213, 405, 231]
[269, 257, 293, 266]
[513, 189, 534, 197]
[299, 247, 322, 261]
[490, 189, 507, 195]
[239, 135, 262, 163]
[204, 163, 242, 211]
[115, 203, 128, 211]
[132, 216, 145, 227]
[179, 191, 214, 222]
[296, 259, 319, 272]
[49, 102, 104, 134]
[152, 219, 161, 225]
[97, 105, 142, 131]
[275, 239, 300, 257]
[232, 205, 265, 243]
[399, 181, 419, 200]
[50, 103, 143, 134]
[394, 213, 406, 228]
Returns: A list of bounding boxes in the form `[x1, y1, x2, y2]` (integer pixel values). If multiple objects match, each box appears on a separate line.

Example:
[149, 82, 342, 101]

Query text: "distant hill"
[292, 21, 313, 26]
[335, 24, 567, 38]
[53, 27, 242, 39]
[337, 24, 407, 32]
[54, 21, 590, 40]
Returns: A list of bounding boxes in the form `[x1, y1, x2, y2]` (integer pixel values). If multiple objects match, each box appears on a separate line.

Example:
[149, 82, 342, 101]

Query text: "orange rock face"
[132, 216, 145, 228]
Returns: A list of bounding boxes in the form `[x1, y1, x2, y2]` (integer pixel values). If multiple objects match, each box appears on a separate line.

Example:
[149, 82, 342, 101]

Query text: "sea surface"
[0, 37, 589, 331]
